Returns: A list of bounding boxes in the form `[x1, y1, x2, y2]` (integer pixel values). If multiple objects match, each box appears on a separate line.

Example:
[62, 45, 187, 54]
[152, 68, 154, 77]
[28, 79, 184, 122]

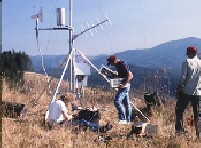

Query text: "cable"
[130, 101, 150, 122]
[36, 38, 52, 95]
[45, 0, 60, 78]
[96, 0, 114, 53]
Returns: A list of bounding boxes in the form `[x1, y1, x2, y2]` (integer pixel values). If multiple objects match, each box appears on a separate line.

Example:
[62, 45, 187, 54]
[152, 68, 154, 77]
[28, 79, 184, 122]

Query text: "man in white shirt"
[48, 93, 113, 132]
[48, 94, 72, 125]
[175, 46, 201, 135]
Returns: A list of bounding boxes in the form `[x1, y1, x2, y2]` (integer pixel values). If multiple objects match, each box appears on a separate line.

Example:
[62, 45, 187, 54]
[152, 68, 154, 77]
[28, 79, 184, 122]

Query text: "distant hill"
[30, 37, 201, 94]
[89, 37, 201, 75]
[30, 37, 201, 73]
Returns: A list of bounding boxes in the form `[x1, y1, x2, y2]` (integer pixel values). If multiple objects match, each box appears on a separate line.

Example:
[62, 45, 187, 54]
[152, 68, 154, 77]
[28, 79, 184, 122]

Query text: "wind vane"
[31, 7, 43, 38]
[31, 6, 43, 22]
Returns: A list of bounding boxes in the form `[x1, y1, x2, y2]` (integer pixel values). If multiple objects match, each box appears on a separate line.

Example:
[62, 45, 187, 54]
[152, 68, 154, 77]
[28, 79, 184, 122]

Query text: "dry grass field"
[2, 73, 201, 148]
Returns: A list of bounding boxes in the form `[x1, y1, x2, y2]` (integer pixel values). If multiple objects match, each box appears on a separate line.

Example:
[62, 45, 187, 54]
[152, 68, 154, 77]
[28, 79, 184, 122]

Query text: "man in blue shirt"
[107, 55, 133, 124]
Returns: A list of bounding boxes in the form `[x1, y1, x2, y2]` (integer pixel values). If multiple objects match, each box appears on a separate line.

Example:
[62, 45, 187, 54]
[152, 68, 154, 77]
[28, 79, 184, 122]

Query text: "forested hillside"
[1, 51, 32, 86]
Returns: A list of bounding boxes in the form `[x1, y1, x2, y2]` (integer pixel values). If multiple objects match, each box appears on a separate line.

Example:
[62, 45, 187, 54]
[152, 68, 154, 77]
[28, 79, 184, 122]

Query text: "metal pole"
[36, 17, 38, 38]
[69, 0, 75, 93]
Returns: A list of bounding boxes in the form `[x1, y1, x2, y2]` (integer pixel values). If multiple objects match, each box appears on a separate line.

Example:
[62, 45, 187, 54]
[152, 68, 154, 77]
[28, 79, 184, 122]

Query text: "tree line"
[1, 50, 32, 86]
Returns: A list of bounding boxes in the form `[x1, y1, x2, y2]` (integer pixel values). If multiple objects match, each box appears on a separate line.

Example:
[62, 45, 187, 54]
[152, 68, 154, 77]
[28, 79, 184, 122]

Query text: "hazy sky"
[2, 0, 201, 56]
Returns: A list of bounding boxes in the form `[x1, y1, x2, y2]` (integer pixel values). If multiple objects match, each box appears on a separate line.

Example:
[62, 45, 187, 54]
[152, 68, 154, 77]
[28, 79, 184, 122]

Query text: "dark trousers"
[175, 92, 199, 133]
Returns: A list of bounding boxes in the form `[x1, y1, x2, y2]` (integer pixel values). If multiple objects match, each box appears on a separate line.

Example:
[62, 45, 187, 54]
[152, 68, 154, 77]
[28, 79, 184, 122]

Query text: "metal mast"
[68, 0, 75, 93]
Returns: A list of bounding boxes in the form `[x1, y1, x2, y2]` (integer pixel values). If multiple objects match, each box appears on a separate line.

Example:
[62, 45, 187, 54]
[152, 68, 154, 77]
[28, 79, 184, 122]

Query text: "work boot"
[175, 129, 188, 136]
[99, 123, 113, 133]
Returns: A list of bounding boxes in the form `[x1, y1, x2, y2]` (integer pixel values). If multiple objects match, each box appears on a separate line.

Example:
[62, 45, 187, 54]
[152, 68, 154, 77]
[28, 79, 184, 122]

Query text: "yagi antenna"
[87, 22, 94, 36]
[105, 13, 112, 26]
[73, 16, 112, 40]
[97, 18, 104, 30]
[91, 20, 97, 33]
[81, 24, 88, 38]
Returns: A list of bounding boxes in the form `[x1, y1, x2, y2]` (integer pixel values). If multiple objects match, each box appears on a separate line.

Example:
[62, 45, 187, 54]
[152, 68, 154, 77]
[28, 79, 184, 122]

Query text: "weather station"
[31, 0, 112, 102]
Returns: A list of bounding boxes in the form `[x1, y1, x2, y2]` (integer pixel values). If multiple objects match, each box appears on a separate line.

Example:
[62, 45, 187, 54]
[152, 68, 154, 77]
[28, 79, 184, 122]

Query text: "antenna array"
[73, 14, 112, 40]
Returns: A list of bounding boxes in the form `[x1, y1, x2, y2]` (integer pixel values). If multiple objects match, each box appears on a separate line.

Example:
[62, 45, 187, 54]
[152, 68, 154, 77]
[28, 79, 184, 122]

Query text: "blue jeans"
[114, 86, 131, 121]
[74, 119, 100, 131]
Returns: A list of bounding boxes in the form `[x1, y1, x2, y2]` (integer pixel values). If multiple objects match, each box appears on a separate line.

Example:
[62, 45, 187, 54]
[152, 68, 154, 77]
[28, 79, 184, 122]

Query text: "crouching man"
[48, 93, 112, 133]
[48, 94, 73, 127]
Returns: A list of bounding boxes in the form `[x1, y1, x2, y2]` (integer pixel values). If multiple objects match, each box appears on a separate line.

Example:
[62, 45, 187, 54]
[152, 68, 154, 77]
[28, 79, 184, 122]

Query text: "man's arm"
[60, 101, 73, 120]
[62, 110, 73, 120]
[178, 61, 188, 88]
[120, 67, 133, 87]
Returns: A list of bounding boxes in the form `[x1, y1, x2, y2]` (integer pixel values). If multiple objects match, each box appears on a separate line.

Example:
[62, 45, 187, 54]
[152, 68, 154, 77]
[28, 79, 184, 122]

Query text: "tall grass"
[2, 74, 201, 148]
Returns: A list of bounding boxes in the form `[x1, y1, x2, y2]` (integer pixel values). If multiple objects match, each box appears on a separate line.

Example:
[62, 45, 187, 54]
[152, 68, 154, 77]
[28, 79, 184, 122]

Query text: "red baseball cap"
[186, 46, 197, 55]
[109, 55, 116, 60]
